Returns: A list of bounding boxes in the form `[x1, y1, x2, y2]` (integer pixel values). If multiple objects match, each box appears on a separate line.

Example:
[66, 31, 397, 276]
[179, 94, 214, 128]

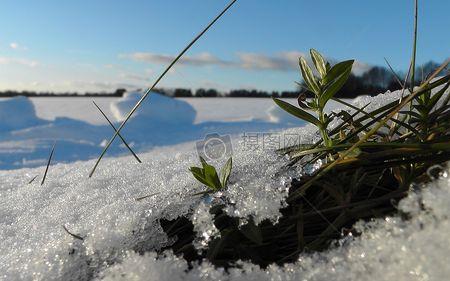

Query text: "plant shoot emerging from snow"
[189, 156, 232, 194]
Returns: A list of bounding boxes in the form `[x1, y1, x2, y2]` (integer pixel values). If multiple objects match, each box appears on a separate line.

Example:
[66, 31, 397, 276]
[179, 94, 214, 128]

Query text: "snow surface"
[1, 134, 450, 280]
[0, 96, 47, 131]
[30, 97, 299, 125]
[110, 92, 196, 125]
[1, 93, 301, 170]
[1, 87, 450, 280]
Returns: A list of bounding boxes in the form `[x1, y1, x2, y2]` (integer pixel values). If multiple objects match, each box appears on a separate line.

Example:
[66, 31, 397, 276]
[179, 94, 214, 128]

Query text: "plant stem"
[318, 109, 332, 147]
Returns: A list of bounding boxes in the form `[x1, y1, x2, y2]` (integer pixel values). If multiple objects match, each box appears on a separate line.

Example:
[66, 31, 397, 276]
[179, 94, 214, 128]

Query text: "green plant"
[160, 1, 450, 270]
[273, 49, 354, 147]
[189, 157, 232, 193]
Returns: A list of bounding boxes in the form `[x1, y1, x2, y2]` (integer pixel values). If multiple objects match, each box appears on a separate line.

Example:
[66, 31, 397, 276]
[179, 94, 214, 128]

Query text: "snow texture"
[1, 88, 450, 280]
[1, 143, 450, 280]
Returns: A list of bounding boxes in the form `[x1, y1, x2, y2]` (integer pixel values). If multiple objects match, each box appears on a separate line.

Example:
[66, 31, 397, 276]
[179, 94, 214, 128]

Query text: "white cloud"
[0, 57, 38, 67]
[9, 42, 28, 51]
[120, 52, 229, 67]
[120, 51, 371, 75]
[119, 73, 149, 81]
[236, 51, 304, 71]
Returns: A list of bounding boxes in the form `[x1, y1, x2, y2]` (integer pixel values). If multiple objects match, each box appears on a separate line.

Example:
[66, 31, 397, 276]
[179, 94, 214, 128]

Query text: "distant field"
[30, 97, 293, 125]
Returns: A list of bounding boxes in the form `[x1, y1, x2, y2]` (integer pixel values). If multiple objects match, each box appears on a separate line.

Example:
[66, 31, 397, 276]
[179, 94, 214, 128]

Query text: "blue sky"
[0, 0, 449, 93]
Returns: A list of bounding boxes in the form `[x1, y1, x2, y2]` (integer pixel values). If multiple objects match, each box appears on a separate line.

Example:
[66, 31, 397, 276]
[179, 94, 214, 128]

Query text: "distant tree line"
[151, 60, 443, 98]
[1, 61, 445, 99]
[0, 88, 127, 98]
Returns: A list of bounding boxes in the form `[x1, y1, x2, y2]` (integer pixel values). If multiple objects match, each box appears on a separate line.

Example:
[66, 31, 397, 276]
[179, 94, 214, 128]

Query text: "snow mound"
[0, 96, 47, 131]
[110, 92, 196, 125]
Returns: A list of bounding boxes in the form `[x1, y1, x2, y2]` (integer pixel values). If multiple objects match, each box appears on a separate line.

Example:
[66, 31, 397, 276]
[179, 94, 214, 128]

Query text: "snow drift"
[0, 96, 47, 131]
[110, 92, 196, 125]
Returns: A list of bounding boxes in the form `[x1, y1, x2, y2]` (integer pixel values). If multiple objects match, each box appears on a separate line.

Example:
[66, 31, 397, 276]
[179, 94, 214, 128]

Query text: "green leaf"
[310, 49, 327, 78]
[203, 163, 222, 191]
[272, 98, 320, 126]
[319, 61, 354, 107]
[323, 60, 354, 85]
[189, 167, 210, 187]
[299, 57, 320, 95]
[197, 157, 222, 190]
[220, 157, 232, 188]
[199, 156, 208, 168]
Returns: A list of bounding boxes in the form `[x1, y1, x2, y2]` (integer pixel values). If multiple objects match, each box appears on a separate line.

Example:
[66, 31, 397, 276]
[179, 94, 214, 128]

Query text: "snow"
[1, 88, 450, 280]
[30, 97, 299, 125]
[0, 96, 47, 131]
[110, 92, 196, 125]
[0, 93, 300, 170]
[1, 138, 450, 280]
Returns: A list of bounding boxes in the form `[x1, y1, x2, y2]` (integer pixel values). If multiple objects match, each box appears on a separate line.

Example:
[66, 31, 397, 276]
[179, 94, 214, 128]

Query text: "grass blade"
[28, 175, 38, 184]
[62, 225, 84, 240]
[135, 192, 160, 201]
[89, 0, 239, 177]
[92, 101, 142, 163]
[41, 142, 56, 186]
[383, 57, 404, 88]
[410, 0, 418, 91]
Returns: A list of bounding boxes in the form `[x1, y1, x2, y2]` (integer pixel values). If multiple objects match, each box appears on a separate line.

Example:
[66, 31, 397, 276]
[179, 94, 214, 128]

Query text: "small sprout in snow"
[189, 157, 232, 194]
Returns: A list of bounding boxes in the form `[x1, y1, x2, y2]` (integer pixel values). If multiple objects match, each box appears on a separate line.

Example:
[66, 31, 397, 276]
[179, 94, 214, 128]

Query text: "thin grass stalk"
[135, 192, 160, 201]
[389, 59, 414, 136]
[41, 142, 56, 186]
[92, 101, 142, 163]
[28, 175, 38, 184]
[410, 0, 419, 92]
[62, 225, 84, 240]
[384, 57, 404, 88]
[89, 0, 239, 177]
[291, 141, 450, 159]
